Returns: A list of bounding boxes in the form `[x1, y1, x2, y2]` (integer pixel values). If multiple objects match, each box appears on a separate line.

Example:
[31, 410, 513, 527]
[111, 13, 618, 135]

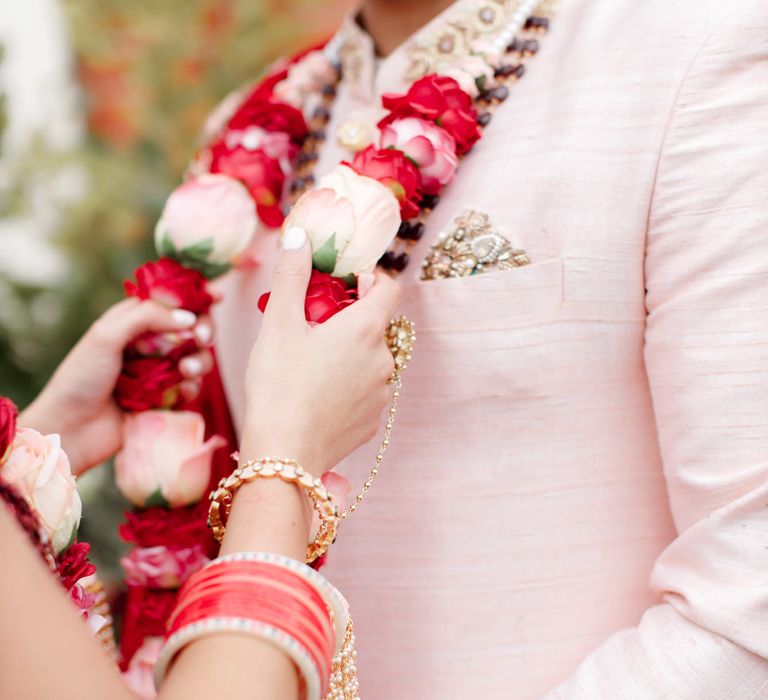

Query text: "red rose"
[380, 74, 481, 155]
[227, 96, 308, 144]
[0, 397, 18, 463]
[125, 258, 213, 315]
[120, 586, 178, 668]
[210, 143, 286, 228]
[346, 146, 422, 220]
[119, 503, 209, 549]
[115, 354, 184, 412]
[258, 269, 357, 324]
[57, 541, 96, 591]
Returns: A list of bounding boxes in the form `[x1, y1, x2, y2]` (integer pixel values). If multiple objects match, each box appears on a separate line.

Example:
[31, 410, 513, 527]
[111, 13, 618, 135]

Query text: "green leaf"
[63, 523, 78, 552]
[475, 74, 487, 93]
[182, 238, 215, 260]
[158, 231, 177, 258]
[165, 238, 231, 279]
[144, 489, 170, 509]
[180, 257, 231, 279]
[312, 233, 338, 273]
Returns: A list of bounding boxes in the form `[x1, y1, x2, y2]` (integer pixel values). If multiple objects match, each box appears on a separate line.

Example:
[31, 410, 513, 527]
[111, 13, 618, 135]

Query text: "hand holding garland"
[18, 297, 214, 476]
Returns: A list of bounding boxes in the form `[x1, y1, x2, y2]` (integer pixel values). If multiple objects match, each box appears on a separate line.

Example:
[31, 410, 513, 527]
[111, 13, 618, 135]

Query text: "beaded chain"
[285, 2, 555, 276]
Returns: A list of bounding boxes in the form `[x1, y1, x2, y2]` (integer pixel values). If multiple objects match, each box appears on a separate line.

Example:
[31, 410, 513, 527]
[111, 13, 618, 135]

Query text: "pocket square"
[421, 209, 530, 281]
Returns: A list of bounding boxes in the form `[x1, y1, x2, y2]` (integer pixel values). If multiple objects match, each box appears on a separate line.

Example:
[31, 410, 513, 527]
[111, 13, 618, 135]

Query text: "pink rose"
[380, 117, 458, 195]
[122, 636, 163, 700]
[154, 174, 258, 277]
[225, 126, 295, 164]
[115, 411, 225, 508]
[121, 544, 209, 588]
[286, 164, 400, 278]
[1, 429, 81, 553]
[441, 54, 496, 97]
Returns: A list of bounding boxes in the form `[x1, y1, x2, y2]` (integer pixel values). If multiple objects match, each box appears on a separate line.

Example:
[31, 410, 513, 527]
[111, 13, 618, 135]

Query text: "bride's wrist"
[220, 477, 311, 560]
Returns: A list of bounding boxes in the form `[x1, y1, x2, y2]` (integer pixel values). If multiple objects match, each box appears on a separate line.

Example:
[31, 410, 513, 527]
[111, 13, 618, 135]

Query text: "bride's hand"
[242, 228, 402, 475]
[19, 299, 214, 475]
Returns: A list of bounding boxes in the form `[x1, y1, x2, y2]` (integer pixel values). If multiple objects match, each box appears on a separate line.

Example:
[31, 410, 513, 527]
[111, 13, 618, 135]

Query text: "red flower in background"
[259, 270, 357, 324]
[115, 355, 184, 412]
[209, 143, 286, 229]
[125, 258, 213, 314]
[380, 74, 481, 155]
[0, 397, 18, 463]
[227, 97, 308, 144]
[57, 541, 97, 591]
[120, 587, 178, 667]
[119, 503, 209, 549]
[347, 146, 422, 220]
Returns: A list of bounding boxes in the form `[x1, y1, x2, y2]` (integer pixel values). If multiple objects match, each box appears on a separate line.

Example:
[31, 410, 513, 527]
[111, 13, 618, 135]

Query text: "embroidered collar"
[332, 0, 552, 96]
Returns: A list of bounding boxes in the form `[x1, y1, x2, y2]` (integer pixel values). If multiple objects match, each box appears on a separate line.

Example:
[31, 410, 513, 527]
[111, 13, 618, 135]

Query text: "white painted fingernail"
[172, 309, 196, 328]
[282, 226, 307, 250]
[182, 357, 203, 376]
[195, 323, 213, 345]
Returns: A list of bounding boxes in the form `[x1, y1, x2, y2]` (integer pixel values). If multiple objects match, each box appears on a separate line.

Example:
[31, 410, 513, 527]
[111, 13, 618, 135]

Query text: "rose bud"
[380, 117, 458, 195]
[154, 173, 258, 278]
[284, 164, 400, 279]
[115, 410, 225, 509]
[1, 429, 82, 553]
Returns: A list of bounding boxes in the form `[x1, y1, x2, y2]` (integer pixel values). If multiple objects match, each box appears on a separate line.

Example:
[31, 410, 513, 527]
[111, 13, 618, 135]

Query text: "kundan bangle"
[154, 552, 354, 699]
[207, 458, 339, 563]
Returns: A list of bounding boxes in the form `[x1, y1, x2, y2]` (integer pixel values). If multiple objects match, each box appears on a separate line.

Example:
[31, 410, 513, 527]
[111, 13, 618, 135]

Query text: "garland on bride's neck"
[0, 397, 116, 656]
[109, 1, 554, 687]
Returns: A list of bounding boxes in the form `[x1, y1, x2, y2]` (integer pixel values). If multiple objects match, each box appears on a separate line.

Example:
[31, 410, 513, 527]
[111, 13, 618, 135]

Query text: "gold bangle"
[207, 457, 339, 564]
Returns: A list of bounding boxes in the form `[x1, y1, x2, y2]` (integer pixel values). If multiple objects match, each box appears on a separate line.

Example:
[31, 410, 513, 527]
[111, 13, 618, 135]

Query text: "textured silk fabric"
[212, 1, 768, 697]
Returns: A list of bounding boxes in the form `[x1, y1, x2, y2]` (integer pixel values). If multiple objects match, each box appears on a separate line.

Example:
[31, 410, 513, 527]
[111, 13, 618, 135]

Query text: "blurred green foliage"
[0, 0, 349, 578]
[0, 0, 349, 406]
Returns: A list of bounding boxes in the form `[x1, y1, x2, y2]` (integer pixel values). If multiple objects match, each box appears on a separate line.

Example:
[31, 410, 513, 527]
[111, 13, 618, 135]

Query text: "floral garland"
[110, 5, 552, 691]
[0, 397, 114, 652]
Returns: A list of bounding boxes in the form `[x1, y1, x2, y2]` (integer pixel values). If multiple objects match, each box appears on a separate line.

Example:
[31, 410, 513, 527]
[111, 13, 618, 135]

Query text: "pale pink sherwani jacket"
[212, 1, 768, 697]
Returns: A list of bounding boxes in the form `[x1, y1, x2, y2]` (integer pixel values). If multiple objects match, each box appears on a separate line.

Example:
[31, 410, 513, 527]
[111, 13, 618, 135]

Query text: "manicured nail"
[172, 309, 196, 328]
[195, 323, 213, 345]
[282, 226, 307, 250]
[182, 357, 203, 376]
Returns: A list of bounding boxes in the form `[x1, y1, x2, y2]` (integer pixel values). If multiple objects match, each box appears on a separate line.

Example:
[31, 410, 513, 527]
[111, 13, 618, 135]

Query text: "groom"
[210, 0, 768, 697]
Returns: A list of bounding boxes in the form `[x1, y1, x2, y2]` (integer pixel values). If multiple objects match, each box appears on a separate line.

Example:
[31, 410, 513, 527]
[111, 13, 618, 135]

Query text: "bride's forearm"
[160, 438, 313, 700]
[0, 505, 134, 700]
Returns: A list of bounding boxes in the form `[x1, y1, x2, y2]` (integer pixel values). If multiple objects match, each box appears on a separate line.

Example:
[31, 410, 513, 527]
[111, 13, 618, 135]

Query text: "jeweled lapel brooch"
[421, 209, 530, 280]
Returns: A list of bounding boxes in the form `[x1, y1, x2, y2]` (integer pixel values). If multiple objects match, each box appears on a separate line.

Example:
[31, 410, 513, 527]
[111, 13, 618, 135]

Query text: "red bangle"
[171, 591, 333, 673]
[167, 561, 336, 681]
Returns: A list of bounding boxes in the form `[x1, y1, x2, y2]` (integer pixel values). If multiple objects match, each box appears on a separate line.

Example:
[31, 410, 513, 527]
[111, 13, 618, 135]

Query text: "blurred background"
[0, 0, 351, 575]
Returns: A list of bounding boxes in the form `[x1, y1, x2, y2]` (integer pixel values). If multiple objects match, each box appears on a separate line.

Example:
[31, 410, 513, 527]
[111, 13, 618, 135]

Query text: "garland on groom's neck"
[111, 1, 554, 674]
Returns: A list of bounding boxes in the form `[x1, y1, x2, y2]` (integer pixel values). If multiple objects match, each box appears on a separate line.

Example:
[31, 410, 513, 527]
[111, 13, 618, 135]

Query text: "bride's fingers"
[193, 315, 214, 347]
[339, 271, 402, 332]
[93, 298, 198, 350]
[263, 226, 312, 327]
[180, 350, 214, 379]
[179, 379, 202, 402]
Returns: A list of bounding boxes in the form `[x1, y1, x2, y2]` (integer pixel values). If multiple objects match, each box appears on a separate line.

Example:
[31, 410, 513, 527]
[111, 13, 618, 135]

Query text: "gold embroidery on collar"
[406, 0, 541, 80]
[421, 209, 530, 280]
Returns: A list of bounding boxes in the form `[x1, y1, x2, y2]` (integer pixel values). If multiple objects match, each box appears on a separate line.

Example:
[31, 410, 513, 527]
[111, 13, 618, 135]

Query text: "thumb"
[263, 226, 312, 325]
